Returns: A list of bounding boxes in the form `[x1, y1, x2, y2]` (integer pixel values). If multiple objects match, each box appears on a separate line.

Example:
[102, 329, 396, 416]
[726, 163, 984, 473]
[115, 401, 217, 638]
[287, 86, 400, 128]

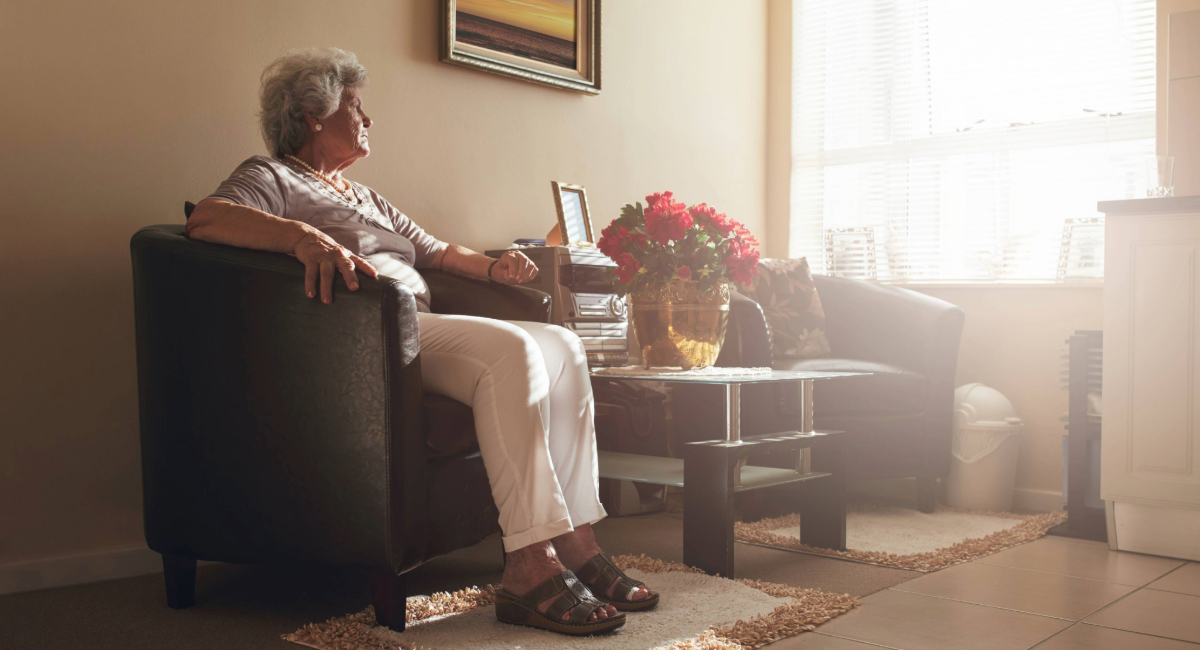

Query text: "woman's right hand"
[292, 231, 378, 303]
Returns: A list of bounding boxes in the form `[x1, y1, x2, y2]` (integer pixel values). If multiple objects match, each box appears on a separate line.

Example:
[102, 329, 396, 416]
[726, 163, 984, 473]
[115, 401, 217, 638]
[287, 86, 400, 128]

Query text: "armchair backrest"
[131, 225, 427, 574]
[812, 274, 965, 377]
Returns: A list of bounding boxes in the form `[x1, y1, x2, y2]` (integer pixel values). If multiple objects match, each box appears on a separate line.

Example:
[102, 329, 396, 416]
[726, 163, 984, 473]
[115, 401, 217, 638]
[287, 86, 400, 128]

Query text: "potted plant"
[598, 191, 760, 368]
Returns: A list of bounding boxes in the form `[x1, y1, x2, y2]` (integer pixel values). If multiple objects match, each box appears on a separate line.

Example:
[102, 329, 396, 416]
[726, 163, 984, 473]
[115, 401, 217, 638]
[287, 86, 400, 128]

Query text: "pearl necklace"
[284, 155, 358, 204]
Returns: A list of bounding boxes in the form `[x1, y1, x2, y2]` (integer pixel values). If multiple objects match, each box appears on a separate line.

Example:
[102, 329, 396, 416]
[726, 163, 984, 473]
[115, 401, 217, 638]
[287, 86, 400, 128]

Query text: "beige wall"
[1163, 2, 1200, 194]
[1158, 0, 1200, 157]
[916, 287, 1104, 504]
[0, 0, 768, 564]
[764, 0, 792, 259]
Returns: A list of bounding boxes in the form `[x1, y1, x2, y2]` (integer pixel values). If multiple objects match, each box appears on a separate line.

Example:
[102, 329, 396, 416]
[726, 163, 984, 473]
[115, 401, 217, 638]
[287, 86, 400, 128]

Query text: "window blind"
[790, 0, 1155, 283]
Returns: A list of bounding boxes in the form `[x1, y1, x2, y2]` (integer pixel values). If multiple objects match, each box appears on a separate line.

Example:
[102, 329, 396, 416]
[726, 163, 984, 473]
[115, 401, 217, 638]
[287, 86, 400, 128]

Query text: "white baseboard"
[1111, 501, 1200, 561]
[1013, 487, 1064, 513]
[0, 545, 164, 596]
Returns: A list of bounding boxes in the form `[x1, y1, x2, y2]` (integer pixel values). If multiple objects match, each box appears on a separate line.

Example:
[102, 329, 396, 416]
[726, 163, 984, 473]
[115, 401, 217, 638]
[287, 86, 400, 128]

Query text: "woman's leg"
[416, 314, 617, 621]
[505, 321, 606, 529]
[504, 322, 652, 603]
[416, 313, 573, 551]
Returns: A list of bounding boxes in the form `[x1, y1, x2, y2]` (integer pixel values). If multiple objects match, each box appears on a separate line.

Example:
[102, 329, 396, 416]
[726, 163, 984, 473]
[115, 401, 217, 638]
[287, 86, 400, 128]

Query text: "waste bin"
[944, 383, 1024, 512]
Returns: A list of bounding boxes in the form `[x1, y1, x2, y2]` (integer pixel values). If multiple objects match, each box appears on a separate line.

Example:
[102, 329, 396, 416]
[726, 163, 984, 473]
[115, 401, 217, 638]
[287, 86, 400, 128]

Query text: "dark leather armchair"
[675, 275, 965, 512]
[130, 224, 550, 630]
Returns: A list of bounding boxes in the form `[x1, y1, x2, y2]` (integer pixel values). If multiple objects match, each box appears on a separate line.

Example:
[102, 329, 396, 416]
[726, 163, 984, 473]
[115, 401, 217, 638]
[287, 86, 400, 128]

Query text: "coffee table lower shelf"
[598, 451, 832, 492]
[596, 433, 846, 578]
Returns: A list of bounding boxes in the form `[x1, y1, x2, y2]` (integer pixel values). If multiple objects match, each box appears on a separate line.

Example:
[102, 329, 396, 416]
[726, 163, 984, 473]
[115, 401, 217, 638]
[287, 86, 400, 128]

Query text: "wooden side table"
[590, 369, 867, 577]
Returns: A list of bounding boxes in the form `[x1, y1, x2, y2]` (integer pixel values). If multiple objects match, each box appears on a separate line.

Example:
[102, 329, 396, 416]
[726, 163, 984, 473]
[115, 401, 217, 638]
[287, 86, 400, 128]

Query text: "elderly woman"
[186, 48, 655, 636]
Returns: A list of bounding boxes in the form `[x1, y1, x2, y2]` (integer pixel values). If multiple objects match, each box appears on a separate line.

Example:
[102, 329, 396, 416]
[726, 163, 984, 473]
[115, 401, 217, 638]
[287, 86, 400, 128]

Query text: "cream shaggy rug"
[736, 503, 1068, 573]
[284, 555, 858, 650]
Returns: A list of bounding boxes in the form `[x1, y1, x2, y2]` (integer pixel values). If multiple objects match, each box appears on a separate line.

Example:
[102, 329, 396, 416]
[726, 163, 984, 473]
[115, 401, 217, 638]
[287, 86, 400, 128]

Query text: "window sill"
[895, 281, 1103, 290]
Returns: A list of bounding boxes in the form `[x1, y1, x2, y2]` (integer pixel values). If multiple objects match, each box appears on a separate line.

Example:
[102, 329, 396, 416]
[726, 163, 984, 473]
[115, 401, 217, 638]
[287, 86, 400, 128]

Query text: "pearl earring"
[314, 123, 323, 132]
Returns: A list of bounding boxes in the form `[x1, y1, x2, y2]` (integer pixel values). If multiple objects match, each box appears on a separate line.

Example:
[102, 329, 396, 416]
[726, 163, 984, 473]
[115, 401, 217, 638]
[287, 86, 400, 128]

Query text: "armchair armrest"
[716, 289, 774, 368]
[131, 225, 427, 574]
[421, 268, 551, 323]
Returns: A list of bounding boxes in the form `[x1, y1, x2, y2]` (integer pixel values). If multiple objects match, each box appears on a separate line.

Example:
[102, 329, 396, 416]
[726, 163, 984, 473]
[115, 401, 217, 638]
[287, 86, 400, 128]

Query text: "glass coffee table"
[590, 368, 867, 578]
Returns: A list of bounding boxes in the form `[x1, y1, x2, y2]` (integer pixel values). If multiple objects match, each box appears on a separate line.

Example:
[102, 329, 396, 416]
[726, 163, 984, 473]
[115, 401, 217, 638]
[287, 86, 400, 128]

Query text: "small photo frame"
[824, 227, 878, 280]
[1056, 216, 1104, 282]
[551, 181, 594, 246]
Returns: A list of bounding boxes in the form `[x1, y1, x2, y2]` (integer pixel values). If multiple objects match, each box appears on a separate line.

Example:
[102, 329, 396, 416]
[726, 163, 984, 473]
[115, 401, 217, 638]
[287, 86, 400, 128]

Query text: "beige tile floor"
[774, 534, 1200, 649]
[2, 514, 1195, 649]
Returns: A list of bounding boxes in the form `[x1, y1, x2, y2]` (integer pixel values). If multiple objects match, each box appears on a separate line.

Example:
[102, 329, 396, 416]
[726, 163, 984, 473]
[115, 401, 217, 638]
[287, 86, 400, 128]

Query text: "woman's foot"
[551, 525, 655, 603]
[501, 540, 618, 622]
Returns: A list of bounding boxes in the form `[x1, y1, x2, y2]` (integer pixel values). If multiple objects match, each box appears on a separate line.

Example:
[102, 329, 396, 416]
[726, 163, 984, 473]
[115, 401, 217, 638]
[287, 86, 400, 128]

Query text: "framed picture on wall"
[551, 181, 594, 246]
[440, 0, 601, 95]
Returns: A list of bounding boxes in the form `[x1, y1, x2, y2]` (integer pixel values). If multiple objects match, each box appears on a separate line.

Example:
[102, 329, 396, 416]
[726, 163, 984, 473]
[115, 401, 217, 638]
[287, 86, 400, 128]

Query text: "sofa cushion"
[741, 258, 831, 361]
[774, 357, 927, 416]
[423, 393, 479, 458]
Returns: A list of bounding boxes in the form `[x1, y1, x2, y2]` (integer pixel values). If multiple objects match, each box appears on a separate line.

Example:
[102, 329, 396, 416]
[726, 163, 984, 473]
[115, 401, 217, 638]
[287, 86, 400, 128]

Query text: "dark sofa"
[130, 224, 548, 630]
[675, 274, 965, 512]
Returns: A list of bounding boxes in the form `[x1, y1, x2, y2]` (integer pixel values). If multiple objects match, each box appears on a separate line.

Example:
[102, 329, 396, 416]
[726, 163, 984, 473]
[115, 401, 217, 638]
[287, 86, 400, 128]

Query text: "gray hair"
[259, 48, 368, 158]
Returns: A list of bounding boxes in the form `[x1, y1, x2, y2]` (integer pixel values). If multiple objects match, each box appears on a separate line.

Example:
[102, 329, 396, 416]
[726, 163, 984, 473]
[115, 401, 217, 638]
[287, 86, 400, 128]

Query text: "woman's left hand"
[490, 250, 538, 284]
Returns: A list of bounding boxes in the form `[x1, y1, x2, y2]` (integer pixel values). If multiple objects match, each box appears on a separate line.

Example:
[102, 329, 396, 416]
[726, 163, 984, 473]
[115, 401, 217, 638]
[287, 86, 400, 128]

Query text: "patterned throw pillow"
[742, 258, 830, 360]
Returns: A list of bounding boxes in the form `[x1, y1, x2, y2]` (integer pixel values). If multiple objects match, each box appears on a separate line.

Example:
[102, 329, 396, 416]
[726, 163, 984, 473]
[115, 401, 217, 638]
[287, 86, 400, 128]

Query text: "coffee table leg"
[798, 379, 814, 433]
[724, 383, 741, 442]
[683, 445, 737, 577]
[797, 435, 847, 550]
[797, 379, 814, 472]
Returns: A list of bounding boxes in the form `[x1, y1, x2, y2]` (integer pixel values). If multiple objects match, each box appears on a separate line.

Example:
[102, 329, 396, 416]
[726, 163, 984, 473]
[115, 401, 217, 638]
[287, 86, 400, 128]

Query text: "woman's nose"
[363, 113, 373, 128]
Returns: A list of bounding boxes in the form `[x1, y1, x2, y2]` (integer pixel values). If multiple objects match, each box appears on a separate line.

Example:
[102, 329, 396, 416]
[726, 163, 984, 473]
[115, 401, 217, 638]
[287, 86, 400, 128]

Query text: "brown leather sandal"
[574, 552, 660, 611]
[494, 570, 626, 636]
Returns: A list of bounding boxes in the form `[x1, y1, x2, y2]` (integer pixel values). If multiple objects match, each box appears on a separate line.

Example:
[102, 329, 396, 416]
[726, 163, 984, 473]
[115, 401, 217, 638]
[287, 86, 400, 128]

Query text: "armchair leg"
[370, 573, 407, 632]
[916, 477, 939, 513]
[162, 554, 196, 610]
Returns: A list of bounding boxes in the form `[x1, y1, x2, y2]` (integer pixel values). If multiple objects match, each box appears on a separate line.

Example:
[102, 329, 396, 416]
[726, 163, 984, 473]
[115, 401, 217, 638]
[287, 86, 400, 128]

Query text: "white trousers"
[416, 313, 607, 552]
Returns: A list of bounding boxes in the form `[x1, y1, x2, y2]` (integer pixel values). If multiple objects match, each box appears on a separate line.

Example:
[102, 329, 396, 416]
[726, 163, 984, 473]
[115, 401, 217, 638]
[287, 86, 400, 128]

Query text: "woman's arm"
[431, 244, 537, 285]
[186, 198, 378, 303]
[376, 193, 534, 284]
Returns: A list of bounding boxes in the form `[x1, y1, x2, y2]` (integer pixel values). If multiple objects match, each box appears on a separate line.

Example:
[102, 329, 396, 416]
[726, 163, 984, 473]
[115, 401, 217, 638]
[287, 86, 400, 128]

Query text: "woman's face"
[317, 86, 373, 165]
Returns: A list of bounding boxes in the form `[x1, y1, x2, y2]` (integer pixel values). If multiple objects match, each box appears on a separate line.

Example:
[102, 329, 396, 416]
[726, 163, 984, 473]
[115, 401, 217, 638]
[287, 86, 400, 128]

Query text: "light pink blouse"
[206, 155, 448, 311]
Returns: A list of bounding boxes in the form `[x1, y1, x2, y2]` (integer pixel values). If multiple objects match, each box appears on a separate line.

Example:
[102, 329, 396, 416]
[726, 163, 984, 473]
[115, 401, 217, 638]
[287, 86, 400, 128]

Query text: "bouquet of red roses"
[598, 191, 760, 295]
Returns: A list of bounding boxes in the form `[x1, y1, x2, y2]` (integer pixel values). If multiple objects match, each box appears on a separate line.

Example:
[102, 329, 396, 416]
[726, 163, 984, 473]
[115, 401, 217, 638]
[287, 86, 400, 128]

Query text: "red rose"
[733, 224, 760, 247]
[644, 196, 693, 245]
[598, 224, 625, 260]
[689, 203, 717, 226]
[724, 251, 759, 287]
[726, 238, 749, 257]
[676, 266, 692, 281]
[615, 253, 641, 283]
[709, 212, 737, 237]
[646, 191, 674, 208]
[721, 225, 761, 287]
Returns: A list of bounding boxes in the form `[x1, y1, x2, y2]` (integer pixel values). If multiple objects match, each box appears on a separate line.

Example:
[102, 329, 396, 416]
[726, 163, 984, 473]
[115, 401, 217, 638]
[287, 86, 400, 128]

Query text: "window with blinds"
[790, 0, 1155, 283]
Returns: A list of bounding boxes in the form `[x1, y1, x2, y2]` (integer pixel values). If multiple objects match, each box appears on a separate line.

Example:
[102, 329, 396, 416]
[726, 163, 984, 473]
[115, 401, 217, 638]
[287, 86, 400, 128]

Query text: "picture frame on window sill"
[440, 0, 601, 95]
[551, 181, 594, 247]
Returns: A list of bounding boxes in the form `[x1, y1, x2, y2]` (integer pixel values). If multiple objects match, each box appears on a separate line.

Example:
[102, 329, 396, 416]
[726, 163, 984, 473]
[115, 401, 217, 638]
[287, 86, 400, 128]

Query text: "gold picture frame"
[440, 0, 601, 95]
[551, 181, 594, 246]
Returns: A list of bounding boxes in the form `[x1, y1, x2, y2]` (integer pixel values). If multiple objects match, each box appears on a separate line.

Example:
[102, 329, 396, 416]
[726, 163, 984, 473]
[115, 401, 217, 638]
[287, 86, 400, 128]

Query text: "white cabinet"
[1101, 195, 1200, 560]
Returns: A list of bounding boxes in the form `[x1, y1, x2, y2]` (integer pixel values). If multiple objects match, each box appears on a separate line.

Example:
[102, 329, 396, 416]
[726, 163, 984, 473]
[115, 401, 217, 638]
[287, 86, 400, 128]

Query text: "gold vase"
[629, 280, 731, 369]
